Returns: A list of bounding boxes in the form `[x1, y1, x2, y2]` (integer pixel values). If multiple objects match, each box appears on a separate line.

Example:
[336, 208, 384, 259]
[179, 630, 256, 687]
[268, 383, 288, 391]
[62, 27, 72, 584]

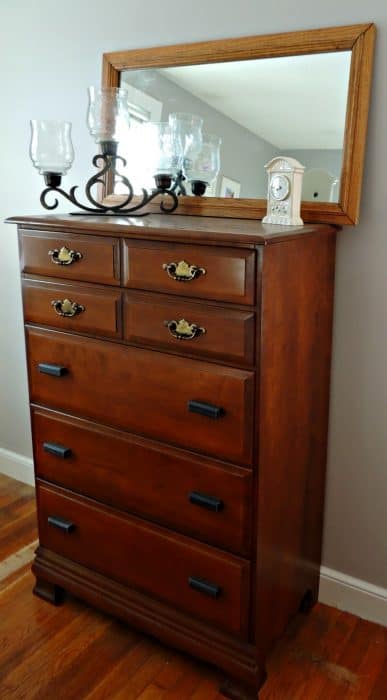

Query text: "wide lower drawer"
[27, 328, 254, 464]
[22, 278, 122, 339]
[32, 407, 252, 555]
[37, 483, 250, 638]
[124, 291, 255, 365]
[19, 229, 120, 286]
[122, 240, 256, 305]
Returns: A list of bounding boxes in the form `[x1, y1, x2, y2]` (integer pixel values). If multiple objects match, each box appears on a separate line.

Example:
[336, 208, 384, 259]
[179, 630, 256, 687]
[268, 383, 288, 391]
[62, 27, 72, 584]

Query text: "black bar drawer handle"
[189, 576, 221, 599]
[38, 363, 68, 377]
[48, 516, 75, 534]
[43, 442, 72, 459]
[189, 491, 224, 512]
[188, 400, 225, 419]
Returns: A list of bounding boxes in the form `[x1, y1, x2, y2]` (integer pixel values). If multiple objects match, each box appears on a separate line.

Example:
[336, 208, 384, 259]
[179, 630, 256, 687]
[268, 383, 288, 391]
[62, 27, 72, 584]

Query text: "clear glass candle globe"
[142, 122, 177, 178]
[168, 113, 203, 175]
[87, 87, 130, 145]
[29, 120, 74, 175]
[185, 134, 222, 185]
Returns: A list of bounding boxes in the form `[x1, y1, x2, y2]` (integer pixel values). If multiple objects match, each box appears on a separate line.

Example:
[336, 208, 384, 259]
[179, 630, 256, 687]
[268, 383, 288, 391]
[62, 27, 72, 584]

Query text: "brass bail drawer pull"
[48, 246, 83, 266]
[162, 260, 206, 282]
[51, 298, 85, 317]
[164, 318, 206, 341]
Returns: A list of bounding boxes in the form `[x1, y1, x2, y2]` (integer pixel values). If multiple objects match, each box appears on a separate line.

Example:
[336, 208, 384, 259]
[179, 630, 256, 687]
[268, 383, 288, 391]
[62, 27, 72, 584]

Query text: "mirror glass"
[118, 51, 351, 203]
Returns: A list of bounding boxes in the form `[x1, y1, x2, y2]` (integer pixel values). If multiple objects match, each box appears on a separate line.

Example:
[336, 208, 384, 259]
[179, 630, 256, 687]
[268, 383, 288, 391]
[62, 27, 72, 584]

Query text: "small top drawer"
[124, 291, 255, 365]
[19, 230, 120, 286]
[22, 278, 122, 339]
[123, 240, 256, 305]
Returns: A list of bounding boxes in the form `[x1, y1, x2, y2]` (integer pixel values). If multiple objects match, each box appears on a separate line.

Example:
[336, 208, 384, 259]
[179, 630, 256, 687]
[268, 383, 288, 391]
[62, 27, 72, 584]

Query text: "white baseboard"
[0, 447, 34, 486]
[319, 565, 387, 627]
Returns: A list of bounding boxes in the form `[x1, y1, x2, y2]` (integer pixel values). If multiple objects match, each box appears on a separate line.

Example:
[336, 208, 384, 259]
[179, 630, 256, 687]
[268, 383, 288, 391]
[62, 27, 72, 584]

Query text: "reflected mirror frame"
[102, 23, 375, 225]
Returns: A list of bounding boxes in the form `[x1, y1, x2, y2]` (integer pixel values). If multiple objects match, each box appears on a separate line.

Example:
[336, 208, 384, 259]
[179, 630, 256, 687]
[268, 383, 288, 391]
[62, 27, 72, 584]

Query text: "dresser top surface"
[7, 214, 337, 247]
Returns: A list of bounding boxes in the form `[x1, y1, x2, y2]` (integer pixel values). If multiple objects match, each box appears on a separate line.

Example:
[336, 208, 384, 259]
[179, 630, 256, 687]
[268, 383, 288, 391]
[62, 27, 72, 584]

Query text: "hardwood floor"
[0, 473, 386, 699]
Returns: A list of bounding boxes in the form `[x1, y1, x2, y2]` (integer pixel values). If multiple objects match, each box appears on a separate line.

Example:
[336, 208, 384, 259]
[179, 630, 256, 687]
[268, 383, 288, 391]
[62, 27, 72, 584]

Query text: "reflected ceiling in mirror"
[103, 23, 375, 224]
[120, 51, 351, 202]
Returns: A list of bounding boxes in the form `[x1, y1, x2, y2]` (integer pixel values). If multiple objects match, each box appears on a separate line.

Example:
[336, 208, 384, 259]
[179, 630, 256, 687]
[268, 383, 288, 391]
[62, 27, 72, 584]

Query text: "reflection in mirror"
[118, 51, 351, 203]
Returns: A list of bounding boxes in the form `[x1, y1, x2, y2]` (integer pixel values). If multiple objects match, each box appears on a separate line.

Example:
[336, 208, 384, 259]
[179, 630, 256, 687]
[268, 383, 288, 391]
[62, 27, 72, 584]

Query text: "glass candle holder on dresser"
[30, 120, 74, 186]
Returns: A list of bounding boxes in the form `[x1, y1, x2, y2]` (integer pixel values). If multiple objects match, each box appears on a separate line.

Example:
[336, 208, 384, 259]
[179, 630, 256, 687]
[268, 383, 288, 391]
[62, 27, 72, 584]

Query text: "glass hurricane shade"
[30, 120, 74, 175]
[168, 113, 203, 175]
[141, 122, 176, 178]
[87, 86, 130, 144]
[185, 134, 222, 185]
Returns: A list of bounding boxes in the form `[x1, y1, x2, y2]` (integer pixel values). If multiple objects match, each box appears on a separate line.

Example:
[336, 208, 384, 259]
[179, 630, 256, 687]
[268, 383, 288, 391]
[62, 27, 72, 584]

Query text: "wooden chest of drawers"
[9, 213, 337, 699]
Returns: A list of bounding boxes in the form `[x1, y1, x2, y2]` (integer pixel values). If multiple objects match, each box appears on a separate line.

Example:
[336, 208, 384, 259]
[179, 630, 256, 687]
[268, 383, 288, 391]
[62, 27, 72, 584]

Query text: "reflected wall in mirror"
[102, 23, 375, 224]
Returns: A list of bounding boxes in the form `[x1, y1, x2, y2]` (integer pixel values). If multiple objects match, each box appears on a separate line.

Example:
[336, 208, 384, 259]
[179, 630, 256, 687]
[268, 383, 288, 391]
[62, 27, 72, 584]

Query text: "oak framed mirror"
[102, 23, 375, 225]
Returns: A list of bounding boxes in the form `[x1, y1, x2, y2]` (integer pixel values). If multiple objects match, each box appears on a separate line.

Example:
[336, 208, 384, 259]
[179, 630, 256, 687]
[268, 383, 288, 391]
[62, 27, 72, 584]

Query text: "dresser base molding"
[32, 546, 265, 694]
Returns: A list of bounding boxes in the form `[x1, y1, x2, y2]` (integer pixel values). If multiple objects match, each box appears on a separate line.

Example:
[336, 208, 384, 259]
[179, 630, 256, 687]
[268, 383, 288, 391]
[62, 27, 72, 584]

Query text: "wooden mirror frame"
[102, 23, 375, 225]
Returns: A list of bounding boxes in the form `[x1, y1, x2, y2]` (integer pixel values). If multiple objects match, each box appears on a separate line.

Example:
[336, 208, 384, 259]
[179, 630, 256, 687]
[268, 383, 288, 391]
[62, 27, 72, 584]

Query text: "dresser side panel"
[254, 230, 336, 653]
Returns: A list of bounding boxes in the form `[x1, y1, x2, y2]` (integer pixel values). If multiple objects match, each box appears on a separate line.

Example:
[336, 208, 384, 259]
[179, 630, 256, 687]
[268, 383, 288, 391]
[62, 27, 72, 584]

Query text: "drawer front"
[27, 328, 254, 464]
[32, 408, 252, 555]
[20, 230, 120, 286]
[37, 483, 250, 637]
[22, 279, 122, 339]
[123, 240, 256, 304]
[124, 291, 255, 365]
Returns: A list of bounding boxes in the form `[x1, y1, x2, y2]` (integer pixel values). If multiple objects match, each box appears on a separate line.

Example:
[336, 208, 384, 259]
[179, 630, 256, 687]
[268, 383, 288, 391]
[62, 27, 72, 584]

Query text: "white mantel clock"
[262, 156, 305, 226]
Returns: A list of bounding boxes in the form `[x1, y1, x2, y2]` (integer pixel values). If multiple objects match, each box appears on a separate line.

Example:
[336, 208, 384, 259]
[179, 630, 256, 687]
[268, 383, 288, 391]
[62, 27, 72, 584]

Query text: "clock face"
[269, 174, 290, 201]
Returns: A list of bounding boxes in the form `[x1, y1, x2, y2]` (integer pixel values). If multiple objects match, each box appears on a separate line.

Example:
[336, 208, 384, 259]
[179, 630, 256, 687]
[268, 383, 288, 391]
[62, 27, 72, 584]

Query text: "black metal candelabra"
[40, 142, 180, 216]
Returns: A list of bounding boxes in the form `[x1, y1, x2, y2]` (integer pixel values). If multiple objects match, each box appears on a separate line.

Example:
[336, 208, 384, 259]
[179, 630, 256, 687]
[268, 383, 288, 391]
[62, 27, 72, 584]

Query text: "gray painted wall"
[289, 149, 343, 179]
[0, 0, 386, 590]
[123, 70, 277, 197]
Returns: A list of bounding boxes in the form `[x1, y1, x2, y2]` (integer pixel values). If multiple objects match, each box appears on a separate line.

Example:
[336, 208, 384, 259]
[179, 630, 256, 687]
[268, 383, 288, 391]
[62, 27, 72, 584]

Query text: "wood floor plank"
[370, 633, 387, 700]
[0, 579, 93, 681]
[154, 659, 184, 690]
[0, 603, 109, 699]
[190, 678, 221, 699]
[38, 620, 139, 700]
[110, 647, 172, 700]
[0, 476, 33, 507]
[0, 539, 37, 583]
[315, 617, 376, 699]
[162, 668, 204, 699]
[0, 510, 38, 560]
[342, 622, 387, 699]
[0, 495, 35, 526]
[136, 685, 166, 700]
[0, 560, 32, 593]
[86, 639, 157, 700]
[292, 608, 358, 699]
[261, 605, 344, 699]
[154, 656, 194, 690]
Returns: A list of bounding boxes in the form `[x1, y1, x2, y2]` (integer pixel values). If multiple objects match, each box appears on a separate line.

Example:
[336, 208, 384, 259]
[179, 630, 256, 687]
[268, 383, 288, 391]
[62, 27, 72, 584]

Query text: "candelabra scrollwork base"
[40, 152, 179, 216]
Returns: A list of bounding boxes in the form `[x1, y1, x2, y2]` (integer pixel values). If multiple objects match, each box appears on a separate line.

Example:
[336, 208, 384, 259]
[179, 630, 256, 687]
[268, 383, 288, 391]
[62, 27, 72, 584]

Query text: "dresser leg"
[33, 577, 65, 605]
[219, 671, 266, 700]
[300, 587, 317, 614]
